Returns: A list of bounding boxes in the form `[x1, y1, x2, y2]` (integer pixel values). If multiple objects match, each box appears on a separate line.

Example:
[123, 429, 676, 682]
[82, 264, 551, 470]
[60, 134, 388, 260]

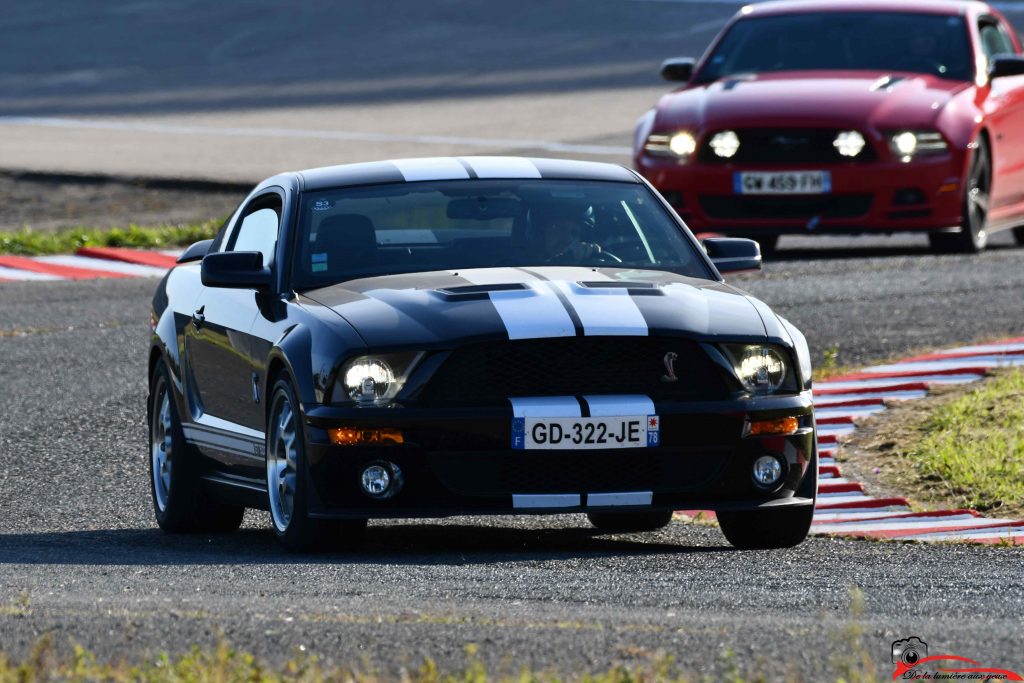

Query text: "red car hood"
[655, 70, 971, 131]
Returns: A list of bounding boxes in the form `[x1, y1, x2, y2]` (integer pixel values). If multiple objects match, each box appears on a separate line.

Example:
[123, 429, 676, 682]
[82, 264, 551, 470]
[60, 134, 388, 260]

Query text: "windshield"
[696, 12, 973, 83]
[292, 179, 711, 289]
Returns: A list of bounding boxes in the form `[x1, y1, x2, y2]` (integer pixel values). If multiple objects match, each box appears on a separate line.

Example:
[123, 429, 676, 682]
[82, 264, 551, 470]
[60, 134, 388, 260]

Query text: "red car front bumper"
[637, 152, 967, 235]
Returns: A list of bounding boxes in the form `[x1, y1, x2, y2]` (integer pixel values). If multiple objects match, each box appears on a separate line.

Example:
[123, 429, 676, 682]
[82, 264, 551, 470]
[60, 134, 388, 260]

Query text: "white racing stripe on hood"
[459, 268, 575, 340]
[508, 396, 582, 418]
[391, 157, 469, 182]
[549, 280, 648, 336]
[462, 156, 542, 178]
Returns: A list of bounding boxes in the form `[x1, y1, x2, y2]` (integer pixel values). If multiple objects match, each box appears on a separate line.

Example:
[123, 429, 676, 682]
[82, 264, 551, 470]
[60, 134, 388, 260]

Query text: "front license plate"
[734, 171, 831, 194]
[511, 415, 660, 450]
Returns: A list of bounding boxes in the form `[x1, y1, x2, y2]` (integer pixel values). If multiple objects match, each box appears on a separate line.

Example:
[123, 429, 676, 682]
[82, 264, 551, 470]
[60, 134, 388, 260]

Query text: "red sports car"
[634, 0, 1024, 253]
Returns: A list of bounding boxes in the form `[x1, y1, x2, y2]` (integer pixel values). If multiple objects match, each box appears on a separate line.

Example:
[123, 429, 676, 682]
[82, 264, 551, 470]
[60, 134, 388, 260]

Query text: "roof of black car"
[296, 157, 639, 191]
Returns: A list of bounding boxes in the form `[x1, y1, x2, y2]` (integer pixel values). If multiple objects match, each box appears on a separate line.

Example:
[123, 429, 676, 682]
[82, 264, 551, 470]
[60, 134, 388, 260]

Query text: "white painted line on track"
[0, 116, 632, 158]
[815, 374, 983, 391]
[812, 389, 928, 403]
[0, 265, 62, 281]
[865, 357, 1024, 373]
[814, 405, 886, 419]
[35, 255, 168, 278]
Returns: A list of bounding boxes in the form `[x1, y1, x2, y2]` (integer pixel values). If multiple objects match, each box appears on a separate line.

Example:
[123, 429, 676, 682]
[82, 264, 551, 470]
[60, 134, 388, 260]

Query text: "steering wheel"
[592, 249, 623, 264]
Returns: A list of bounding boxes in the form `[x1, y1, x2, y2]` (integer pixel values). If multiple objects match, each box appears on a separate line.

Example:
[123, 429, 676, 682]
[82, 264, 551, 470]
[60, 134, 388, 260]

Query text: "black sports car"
[148, 156, 817, 551]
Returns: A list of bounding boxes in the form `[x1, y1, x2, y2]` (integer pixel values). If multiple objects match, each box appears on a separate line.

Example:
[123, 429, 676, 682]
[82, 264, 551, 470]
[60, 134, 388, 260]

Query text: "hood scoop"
[435, 283, 529, 300]
[578, 280, 664, 295]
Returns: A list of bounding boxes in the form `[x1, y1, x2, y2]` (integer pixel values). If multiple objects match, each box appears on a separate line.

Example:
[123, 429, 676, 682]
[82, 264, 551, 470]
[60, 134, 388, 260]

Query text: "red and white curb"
[0, 247, 182, 281]
[683, 337, 1024, 545]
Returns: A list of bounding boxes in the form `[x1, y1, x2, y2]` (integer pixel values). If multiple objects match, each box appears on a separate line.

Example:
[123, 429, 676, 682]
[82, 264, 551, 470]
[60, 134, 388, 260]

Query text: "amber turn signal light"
[328, 427, 405, 446]
[747, 417, 799, 437]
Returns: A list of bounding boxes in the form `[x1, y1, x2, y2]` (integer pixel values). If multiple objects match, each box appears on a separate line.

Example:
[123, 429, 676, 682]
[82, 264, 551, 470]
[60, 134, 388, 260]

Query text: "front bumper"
[638, 152, 966, 234]
[301, 395, 817, 519]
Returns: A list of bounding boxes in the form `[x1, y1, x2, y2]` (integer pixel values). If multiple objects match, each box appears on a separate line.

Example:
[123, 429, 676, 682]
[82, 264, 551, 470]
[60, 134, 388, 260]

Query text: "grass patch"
[847, 368, 1024, 519]
[903, 368, 1024, 515]
[0, 221, 221, 256]
[0, 627, 883, 683]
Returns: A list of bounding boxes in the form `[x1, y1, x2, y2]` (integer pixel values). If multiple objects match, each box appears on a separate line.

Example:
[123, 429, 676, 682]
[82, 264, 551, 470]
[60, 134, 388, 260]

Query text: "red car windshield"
[696, 12, 973, 83]
[292, 179, 713, 289]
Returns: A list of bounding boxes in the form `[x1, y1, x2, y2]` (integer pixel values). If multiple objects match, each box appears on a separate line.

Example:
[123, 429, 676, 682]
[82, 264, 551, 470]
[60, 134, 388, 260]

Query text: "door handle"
[191, 306, 206, 330]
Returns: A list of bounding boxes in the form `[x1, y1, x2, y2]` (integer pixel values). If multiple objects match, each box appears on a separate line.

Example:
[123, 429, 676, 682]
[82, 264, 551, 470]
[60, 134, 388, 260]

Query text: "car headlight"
[709, 130, 740, 158]
[721, 344, 796, 395]
[644, 131, 697, 160]
[889, 131, 948, 160]
[335, 352, 424, 406]
[833, 130, 866, 158]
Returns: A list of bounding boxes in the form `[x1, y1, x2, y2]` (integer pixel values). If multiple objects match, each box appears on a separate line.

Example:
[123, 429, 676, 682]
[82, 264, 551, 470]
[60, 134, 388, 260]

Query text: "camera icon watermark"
[892, 636, 928, 667]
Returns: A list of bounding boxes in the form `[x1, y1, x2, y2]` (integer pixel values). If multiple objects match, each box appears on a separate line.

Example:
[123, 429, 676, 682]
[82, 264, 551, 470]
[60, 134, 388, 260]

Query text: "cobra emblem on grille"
[661, 351, 679, 383]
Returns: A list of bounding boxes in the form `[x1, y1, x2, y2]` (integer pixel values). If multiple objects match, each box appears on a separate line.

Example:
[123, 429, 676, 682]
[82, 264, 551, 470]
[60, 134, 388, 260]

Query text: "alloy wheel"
[150, 384, 173, 513]
[267, 391, 299, 533]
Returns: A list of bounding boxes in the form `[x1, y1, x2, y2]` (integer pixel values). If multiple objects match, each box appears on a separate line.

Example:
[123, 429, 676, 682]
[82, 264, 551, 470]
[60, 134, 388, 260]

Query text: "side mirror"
[201, 251, 272, 289]
[661, 57, 696, 82]
[988, 54, 1024, 80]
[177, 238, 214, 264]
[703, 238, 762, 273]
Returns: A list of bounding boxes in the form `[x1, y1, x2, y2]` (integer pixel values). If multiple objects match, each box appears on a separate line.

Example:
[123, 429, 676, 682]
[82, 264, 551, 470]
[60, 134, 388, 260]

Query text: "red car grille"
[699, 195, 873, 220]
[698, 128, 877, 164]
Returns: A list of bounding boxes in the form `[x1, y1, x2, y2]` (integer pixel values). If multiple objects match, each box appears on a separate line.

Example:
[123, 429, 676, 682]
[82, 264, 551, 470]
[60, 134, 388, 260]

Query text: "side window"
[229, 196, 281, 267]
[979, 21, 1015, 61]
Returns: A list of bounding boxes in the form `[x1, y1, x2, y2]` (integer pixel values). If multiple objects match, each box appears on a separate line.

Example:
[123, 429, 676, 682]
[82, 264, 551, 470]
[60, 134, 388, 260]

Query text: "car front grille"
[699, 195, 873, 220]
[698, 128, 877, 164]
[416, 337, 730, 407]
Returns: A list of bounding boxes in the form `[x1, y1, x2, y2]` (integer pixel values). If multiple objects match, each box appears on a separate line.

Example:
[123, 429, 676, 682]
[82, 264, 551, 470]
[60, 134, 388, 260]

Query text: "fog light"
[753, 456, 783, 487]
[360, 461, 403, 499]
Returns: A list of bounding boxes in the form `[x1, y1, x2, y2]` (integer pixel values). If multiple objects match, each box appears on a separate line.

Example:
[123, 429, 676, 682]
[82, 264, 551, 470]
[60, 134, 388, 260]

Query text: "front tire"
[148, 359, 245, 533]
[266, 374, 366, 552]
[932, 137, 991, 254]
[717, 504, 814, 550]
[587, 510, 673, 533]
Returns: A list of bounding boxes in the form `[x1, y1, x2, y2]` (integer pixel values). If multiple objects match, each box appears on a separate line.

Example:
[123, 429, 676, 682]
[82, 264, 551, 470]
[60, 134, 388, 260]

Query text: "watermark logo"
[891, 637, 1023, 680]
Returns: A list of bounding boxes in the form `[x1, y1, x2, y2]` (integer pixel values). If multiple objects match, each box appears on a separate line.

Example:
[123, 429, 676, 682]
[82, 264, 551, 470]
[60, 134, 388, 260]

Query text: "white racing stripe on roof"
[459, 269, 576, 340]
[35, 255, 168, 277]
[0, 266, 63, 281]
[508, 396, 582, 418]
[462, 156, 542, 179]
[391, 157, 470, 182]
[549, 280, 648, 336]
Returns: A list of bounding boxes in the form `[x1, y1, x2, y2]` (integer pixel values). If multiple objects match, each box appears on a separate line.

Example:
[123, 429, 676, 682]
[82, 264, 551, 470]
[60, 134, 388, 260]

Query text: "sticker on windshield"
[311, 252, 328, 272]
[313, 198, 332, 212]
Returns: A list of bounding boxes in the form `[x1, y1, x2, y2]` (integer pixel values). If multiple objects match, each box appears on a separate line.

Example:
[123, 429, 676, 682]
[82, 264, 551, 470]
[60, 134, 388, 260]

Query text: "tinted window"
[979, 21, 1015, 60]
[293, 180, 711, 289]
[697, 12, 973, 82]
[230, 203, 280, 267]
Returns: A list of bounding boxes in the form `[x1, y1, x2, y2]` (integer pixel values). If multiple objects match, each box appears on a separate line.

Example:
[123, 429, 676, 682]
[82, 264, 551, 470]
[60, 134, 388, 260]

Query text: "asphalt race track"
[2, 0, 1024, 679]
[2, 244, 1023, 679]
